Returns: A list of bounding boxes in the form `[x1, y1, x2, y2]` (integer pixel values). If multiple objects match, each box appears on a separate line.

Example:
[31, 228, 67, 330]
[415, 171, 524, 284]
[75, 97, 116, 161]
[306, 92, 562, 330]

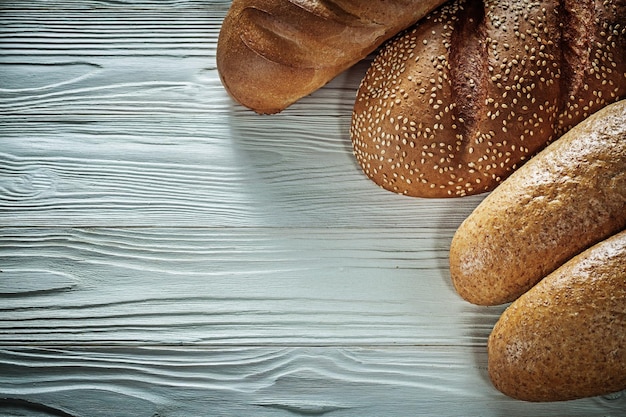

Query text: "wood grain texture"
[0, 117, 484, 227]
[1, 1, 624, 415]
[1, 347, 624, 417]
[0, 226, 502, 346]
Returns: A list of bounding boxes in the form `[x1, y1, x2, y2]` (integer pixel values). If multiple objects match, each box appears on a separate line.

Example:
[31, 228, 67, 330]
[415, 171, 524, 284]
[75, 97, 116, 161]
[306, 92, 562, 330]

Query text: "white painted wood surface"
[1, 1, 624, 416]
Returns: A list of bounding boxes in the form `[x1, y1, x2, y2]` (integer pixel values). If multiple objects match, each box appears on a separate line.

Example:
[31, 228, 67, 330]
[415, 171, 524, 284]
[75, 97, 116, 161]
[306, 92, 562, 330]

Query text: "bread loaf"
[487, 230, 626, 402]
[351, 0, 626, 197]
[448, 99, 626, 306]
[216, 0, 448, 114]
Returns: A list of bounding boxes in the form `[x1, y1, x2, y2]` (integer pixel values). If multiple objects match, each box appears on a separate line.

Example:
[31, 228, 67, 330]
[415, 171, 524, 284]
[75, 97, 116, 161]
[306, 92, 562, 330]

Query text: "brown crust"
[487, 230, 626, 402]
[350, 0, 626, 197]
[448, 99, 626, 306]
[216, 0, 448, 114]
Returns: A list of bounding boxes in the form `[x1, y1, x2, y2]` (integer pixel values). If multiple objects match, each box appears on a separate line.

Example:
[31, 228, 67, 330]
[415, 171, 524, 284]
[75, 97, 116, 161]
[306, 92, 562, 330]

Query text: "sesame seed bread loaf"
[216, 0, 448, 114]
[351, 0, 626, 197]
[487, 230, 626, 402]
[449, 99, 626, 306]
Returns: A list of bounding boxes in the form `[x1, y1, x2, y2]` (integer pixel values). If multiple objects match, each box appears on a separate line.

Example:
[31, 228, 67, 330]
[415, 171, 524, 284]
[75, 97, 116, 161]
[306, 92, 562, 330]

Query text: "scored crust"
[350, 0, 626, 197]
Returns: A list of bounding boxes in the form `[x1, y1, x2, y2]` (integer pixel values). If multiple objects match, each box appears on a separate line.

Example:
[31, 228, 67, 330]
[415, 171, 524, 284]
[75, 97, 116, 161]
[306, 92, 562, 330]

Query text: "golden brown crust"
[216, 0, 448, 114]
[350, 0, 626, 197]
[487, 230, 626, 402]
[448, 99, 626, 306]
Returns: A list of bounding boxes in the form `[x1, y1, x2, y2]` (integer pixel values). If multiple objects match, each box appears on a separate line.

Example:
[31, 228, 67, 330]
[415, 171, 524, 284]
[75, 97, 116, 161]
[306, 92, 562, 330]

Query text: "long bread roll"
[216, 0, 448, 114]
[487, 230, 626, 402]
[351, 0, 626, 197]
[449, 99, 626, 306]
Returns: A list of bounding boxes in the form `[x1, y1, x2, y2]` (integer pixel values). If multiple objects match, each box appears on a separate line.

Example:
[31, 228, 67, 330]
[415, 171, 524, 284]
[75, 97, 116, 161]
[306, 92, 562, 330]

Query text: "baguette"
[351, 0, 626, 197]
[216, 0, 448, 114]
[487, 230, 626, 402]
[448, 99, 626, 306]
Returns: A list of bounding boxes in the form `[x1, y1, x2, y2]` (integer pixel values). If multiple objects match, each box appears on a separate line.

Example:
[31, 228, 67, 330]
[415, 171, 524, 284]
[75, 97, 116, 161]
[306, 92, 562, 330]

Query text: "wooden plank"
[0, 226, 505, 346]
[0, 115, 484, 227]
[1, 0, 232, 9]
[1, 347, 623, 417]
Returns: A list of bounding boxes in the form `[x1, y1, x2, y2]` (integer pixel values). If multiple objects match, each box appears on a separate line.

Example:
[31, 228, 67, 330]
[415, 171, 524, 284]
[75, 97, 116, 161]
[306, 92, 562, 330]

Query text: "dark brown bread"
[216, 0, 448, 114]
[488, 230, 626, 402]
[449, 99, 626, 306]
[351, 0, 626, 197]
